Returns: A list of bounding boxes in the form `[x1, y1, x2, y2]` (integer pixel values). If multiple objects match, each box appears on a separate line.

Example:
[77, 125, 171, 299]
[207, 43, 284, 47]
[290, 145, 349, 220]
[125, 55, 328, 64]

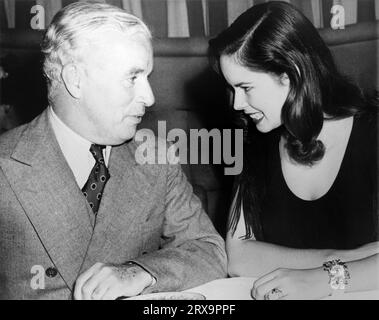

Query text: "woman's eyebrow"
[235, 81, 254, 87]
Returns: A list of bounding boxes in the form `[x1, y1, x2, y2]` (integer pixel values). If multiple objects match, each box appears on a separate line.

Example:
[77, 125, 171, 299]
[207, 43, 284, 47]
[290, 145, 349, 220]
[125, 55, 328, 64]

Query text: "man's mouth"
[129, 114, 144, 123]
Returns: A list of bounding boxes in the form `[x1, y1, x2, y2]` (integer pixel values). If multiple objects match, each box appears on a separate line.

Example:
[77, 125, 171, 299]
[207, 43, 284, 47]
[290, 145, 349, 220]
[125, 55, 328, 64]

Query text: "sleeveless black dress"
[260, 113, 378, 249]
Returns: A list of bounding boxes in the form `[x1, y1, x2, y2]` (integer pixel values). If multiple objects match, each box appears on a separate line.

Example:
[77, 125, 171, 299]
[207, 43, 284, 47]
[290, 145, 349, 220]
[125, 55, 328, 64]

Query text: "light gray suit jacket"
[0, 109, 227, 300]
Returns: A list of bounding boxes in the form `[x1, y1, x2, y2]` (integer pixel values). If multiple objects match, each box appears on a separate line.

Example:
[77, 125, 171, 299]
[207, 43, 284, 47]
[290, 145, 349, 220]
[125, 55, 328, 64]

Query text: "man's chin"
[116, 129, 137, 145]
[99, 134, 135, 147]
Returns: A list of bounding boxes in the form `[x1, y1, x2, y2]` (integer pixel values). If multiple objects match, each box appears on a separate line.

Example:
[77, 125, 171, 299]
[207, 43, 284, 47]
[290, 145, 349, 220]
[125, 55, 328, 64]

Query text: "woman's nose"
[233, 90, 247, 111]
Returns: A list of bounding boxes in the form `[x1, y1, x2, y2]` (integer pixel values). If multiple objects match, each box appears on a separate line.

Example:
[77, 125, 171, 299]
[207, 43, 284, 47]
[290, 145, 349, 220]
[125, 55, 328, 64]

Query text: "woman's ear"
[280, 73, 290, 86]
[61, 63, 82, 99]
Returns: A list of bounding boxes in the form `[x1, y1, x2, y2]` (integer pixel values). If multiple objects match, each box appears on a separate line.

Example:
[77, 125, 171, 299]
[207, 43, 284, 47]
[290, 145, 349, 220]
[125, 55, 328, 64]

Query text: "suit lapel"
[81, 140, 158, 269]
[0, 110, 93, 290]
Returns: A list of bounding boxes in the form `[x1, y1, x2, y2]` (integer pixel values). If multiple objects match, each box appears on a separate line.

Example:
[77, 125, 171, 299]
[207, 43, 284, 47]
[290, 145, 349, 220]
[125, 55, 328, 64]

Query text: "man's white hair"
[41, 1, 152, 102]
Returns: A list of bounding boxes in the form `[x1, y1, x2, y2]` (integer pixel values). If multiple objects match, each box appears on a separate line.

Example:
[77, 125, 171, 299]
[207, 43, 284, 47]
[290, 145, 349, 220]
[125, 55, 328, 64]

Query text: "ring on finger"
[264, 288, 284, 300]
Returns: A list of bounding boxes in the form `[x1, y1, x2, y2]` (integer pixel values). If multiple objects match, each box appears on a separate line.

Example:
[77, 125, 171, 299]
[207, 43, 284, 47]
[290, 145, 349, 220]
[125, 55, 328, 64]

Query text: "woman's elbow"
[226, 239, 264, 277]
[226, 241, 245, 277]
[227, 258, 243, 277]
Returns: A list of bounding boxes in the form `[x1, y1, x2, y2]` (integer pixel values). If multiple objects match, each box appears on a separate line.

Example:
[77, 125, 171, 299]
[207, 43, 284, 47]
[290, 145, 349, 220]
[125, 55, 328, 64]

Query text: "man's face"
[78, 30, 154, 145]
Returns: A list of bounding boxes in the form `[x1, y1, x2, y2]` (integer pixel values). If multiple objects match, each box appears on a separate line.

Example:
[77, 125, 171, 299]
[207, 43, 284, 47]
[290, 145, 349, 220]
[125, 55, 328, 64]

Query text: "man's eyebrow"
[126, 67, 145, 75]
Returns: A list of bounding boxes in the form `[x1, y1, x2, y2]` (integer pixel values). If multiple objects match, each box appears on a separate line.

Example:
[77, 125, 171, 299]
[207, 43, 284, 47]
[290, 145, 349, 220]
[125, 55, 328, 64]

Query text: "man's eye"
[126, 76, 138, 85]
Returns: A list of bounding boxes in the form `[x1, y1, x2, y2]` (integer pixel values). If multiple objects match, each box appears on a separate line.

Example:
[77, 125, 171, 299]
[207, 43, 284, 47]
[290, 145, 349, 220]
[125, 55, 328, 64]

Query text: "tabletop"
[185, 277, 379, 300]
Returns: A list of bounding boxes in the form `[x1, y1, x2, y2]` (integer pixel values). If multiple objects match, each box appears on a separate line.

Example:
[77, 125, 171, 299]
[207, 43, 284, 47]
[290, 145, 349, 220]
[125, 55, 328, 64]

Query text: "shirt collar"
[48, 106, 111, 188]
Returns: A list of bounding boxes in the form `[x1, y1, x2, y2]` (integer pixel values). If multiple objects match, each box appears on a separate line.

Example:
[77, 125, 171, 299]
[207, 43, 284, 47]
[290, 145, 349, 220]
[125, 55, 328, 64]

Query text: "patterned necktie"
[82, 144, 110, 215]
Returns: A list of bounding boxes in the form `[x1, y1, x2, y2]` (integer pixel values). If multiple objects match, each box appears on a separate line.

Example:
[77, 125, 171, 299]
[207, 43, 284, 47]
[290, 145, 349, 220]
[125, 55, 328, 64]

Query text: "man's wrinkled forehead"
[77, 24, 150, 46]
[77, 31, 153, 80]
[74, 27, 153, 63]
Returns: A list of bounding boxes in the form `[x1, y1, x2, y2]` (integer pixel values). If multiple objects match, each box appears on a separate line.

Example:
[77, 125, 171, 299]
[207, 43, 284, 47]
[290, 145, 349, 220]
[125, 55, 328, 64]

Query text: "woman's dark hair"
[209, 1, 377, 239]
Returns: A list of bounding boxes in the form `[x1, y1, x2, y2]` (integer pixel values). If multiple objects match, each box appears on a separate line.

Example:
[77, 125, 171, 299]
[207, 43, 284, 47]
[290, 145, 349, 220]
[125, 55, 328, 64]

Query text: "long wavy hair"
[209, 1, 377, 239]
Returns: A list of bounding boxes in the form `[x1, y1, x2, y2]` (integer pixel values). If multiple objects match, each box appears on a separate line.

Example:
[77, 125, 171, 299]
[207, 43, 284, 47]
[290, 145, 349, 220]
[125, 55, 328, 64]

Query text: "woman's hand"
[251, 267, 332, 300]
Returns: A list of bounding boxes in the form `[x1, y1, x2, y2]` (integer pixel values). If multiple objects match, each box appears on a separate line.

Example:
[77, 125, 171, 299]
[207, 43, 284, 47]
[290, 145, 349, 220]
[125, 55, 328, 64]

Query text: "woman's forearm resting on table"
[227, 236, 379, 278]
[344, 254, 379, 293]
[227, 237, 333, 277]
[331, 241, 379, 263]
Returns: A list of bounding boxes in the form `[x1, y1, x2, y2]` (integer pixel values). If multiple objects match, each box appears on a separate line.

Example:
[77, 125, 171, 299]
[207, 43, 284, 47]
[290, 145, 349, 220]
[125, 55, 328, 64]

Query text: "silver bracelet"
[323, 259, 351, 291]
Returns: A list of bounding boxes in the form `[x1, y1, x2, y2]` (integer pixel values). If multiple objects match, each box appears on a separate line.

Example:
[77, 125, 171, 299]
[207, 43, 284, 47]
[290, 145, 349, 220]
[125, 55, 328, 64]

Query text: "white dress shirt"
[48, 106, 112, 189]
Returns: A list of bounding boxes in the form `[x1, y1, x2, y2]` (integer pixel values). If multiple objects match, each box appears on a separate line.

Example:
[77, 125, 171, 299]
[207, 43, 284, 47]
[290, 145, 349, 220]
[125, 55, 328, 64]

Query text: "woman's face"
[220, 54, 290, 133]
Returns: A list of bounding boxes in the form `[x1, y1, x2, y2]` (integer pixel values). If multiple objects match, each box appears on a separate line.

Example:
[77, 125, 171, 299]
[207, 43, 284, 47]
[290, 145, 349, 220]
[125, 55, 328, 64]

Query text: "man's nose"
[141, 80, 155, 107]
[233, 90, 247, 111]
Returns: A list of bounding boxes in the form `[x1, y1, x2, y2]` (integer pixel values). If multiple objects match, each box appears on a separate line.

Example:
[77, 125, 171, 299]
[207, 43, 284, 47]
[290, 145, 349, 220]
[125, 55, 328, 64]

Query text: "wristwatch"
[323, 259, 350, 297]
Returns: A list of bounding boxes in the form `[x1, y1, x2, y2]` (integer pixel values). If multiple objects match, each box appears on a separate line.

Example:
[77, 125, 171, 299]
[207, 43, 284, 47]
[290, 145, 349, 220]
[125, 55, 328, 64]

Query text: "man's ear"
[61, 63, 82, 99]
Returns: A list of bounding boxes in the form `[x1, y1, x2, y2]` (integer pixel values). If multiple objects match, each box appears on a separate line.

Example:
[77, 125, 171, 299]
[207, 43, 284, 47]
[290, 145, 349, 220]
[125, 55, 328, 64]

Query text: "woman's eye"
[242, 86, 253, 93]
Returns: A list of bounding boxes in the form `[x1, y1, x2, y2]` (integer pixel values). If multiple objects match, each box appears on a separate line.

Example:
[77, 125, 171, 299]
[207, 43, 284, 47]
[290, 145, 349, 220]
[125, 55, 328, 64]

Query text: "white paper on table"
[185, 277, 256, 300]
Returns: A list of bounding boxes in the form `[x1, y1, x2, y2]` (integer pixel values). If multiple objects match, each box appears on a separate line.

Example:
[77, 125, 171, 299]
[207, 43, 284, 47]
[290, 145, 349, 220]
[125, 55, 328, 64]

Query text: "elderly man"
[0, 2, 226, 300]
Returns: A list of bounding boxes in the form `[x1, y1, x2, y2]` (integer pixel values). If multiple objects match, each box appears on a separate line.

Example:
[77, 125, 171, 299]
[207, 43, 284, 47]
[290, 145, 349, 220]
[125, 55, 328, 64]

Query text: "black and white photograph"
[0, 0, 378, 305]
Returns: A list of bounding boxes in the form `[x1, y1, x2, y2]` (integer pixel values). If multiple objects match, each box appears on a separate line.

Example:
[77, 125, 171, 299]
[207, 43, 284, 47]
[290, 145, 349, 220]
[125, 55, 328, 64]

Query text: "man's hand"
[74, 262, 154, 300]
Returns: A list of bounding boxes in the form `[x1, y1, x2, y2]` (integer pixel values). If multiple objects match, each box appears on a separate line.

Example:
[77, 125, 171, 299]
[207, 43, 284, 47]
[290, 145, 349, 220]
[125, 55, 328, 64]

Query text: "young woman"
[209, 2, 379, 299]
